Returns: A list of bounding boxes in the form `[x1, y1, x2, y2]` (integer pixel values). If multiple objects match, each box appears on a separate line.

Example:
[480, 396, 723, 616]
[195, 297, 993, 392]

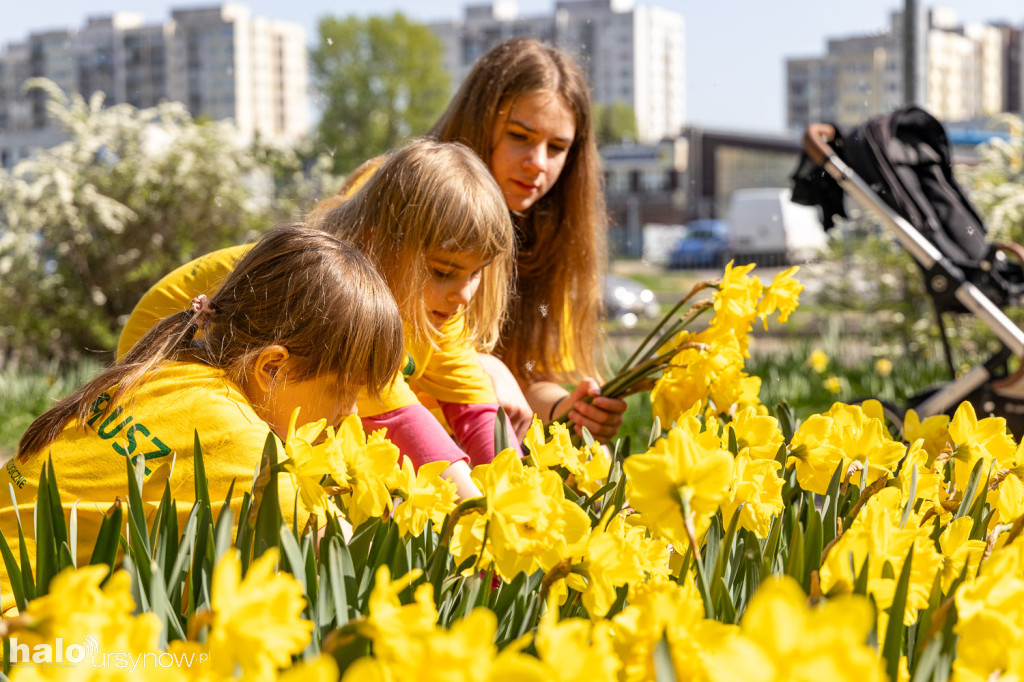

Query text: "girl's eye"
[507, 130, 528, 141]
[432, 268, 454, 280]
[549, 144, 568, 155]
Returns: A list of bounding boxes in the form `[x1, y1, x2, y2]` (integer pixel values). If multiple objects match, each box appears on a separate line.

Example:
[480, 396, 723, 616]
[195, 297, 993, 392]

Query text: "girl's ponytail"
[17, 309, 200, 459]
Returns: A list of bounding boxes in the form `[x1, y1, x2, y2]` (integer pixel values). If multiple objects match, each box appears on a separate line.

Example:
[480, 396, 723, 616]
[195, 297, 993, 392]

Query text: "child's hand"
[559, 378, 627, 444]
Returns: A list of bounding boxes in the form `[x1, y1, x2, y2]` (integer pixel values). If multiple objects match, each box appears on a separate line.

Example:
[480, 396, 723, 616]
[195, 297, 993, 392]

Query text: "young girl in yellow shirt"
[1, 225, 404, 613]
[117, 139, 517, 478]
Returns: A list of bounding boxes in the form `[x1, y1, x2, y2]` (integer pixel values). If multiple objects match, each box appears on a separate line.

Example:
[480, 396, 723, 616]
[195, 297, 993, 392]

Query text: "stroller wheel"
[852, 398, 906, 441]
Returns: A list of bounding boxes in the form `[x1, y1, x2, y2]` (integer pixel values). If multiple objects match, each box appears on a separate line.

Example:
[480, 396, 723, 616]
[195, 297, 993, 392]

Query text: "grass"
[0, 360, 103, 458]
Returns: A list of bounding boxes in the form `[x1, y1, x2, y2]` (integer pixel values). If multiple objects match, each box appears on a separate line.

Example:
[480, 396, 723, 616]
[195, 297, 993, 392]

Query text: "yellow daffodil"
[708, 360, 763, 417]
[820, 488, 942, 626]
[953, 539, 1024, 681]
[948, 401, 1016, 489]
[533, 607, 621, 682]
[952, 609, 1024, 681]
[989, 467, 1024, 528]
[665, 605, 768, 682]
[578, 513, 670, 618]
[523, 417, 576, 470]
[574, 441, 612, 496]
[277, 656, 340, 682]
[720, 452, 785, 539]
[898, 439, 947, 514]
[903, 409, 951, 464]
[392, 458, 458, 537]
[808, 348, 829, 373]
[346, 606, 546, 682]
[738, 576, 886, 682]
[282, 408, 346, 518]
[363, 566, 437, 664]
[334, 414, 401, 528]
[450, 448, 590, 581]
[650, 342, 717, 425]
[610, 577, 709, 682]
[787, 414, 844, 495]
[728, 406, 784, 460]
[624, 413, 733, 549]
[824, 375, 842, 394]
[757, 265, 804, 327]
[522, 418, 610, 494]
[858, 399, 895, 439]
[9, 566, 174, 681]
[712, 261, 763, 353]
[651, 323, 763, 423]
[938, 517, 985, 592]
[206, 548, 313, 679]
[824, 402, 907, 488]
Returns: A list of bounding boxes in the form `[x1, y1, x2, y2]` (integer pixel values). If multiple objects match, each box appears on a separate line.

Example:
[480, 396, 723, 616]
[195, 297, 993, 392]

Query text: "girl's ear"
[251, 345, 290, 393]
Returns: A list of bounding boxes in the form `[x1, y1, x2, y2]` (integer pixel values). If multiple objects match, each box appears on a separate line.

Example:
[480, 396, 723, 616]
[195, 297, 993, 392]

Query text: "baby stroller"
[791, 105, 1024, 436]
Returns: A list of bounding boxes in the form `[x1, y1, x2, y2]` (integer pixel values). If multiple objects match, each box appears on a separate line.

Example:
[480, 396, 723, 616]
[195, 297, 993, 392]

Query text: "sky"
[4, 0, 1024, 133]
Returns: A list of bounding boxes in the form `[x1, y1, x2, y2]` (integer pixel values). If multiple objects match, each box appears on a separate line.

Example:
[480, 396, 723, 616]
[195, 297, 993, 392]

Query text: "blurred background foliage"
[0, 80, 340, 368]
[311, 13, 450, 175]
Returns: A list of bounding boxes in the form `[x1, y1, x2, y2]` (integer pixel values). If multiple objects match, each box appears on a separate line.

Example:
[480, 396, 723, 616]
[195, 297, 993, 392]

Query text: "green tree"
[311, 13, 450, 174]
[594, 101, 638, 145]
[0, 80, 338, 366]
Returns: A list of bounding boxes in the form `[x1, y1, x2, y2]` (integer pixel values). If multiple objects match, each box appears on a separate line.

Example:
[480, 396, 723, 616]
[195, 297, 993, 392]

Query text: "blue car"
[667, 219, 730, 269]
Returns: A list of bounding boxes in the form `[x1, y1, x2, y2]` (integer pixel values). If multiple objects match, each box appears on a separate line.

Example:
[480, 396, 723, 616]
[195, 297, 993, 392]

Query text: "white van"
[726, 188, 828, 266]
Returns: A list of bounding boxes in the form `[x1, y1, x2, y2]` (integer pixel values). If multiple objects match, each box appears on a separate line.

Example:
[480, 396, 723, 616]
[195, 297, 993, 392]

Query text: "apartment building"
[786, 6, 1017, 130]
[0, 4, 308, 168]
[430, 0, 685, 142]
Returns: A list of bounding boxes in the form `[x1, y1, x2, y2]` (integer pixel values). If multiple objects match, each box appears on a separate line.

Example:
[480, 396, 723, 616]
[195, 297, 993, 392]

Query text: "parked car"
[667, 219, 730, 269]
[603, 275, 660, 328]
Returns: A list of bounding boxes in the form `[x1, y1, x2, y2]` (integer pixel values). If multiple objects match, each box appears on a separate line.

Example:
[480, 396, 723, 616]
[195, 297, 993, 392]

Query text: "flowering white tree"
[0, 80, 338, 364]
[960, 113, 1024, 244]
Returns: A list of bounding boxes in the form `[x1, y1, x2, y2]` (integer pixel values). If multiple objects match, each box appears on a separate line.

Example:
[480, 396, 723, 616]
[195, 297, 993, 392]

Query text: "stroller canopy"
[792, 105, 989, 268]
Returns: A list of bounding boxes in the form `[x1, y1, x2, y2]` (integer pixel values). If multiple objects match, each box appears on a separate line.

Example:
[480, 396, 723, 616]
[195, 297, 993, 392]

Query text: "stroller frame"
[802, 122, 1024, 429]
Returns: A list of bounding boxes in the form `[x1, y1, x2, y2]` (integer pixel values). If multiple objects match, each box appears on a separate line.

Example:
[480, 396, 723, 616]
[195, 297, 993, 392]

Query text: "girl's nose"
[449, 280, 473, 305]
[523, 144, 547, 172]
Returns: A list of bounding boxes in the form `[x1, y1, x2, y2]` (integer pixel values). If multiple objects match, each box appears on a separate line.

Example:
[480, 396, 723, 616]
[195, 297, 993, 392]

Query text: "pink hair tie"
[191, 294, 216, 329]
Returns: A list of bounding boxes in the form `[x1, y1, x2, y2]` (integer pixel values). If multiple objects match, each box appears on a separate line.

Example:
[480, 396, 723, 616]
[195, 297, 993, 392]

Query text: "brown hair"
[311, 138, 514, 351]
[19, 225, 404, 458]
[429, 37, 607, 382]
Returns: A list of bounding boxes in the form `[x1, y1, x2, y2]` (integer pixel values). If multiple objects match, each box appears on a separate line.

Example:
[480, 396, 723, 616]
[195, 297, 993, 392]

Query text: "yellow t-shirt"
[381, 313, 497, 417]
[0, 361, 303, 614]
[116, 245, 497, 420]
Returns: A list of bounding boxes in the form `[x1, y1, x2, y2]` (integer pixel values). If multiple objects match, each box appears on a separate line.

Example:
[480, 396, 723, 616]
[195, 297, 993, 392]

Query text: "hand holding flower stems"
[547, 277, 718, 429]
[548, 262, 805, 434]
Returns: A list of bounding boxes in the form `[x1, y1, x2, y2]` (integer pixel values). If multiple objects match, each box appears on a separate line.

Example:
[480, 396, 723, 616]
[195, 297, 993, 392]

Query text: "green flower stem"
[679, 493, 714, 618]
[618, 280, 718, 373]
[544, 291, 715, 431]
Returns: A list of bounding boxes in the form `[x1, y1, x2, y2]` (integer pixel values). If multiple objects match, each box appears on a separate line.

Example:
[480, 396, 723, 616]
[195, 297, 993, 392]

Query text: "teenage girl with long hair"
[324, 38, 627, 442]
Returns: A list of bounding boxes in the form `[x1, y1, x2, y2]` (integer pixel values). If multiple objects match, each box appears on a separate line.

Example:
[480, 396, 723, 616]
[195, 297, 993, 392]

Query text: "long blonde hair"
[19, 225, 404, 458]
[430, 37, 607, 382]
[312, 138, 515, 351]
